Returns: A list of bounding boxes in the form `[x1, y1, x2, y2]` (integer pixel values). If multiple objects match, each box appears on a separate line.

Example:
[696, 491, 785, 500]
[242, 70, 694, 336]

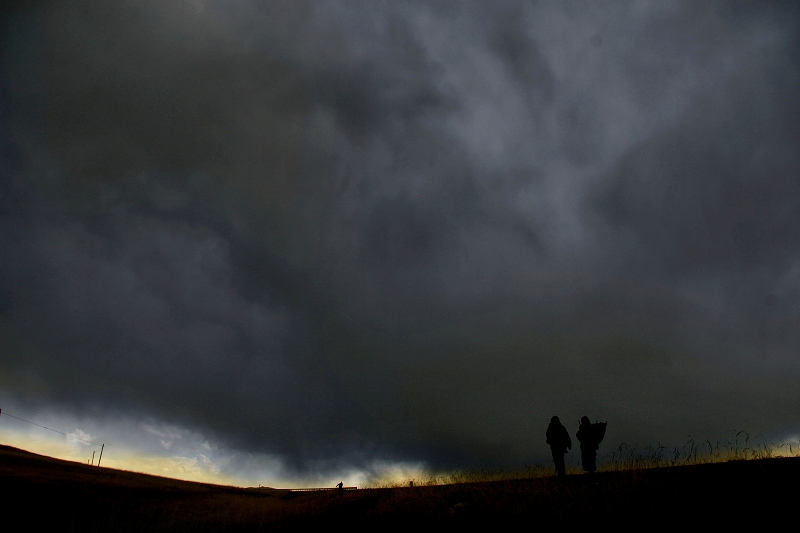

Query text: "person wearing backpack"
[576, 416, 600, 474]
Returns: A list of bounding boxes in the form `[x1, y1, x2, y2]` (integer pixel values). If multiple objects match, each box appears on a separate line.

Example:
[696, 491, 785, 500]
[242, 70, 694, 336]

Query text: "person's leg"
[551, 448, 562, 475]
[551, 448, 565, 476]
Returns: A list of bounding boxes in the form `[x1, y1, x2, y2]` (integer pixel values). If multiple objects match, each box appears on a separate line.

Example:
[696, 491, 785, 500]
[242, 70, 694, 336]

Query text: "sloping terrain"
[0, 443, 795, 530]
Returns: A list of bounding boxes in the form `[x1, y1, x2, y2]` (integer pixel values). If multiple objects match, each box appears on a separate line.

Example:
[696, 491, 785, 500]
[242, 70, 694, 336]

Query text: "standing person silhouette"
[576, 416, 599, 474]
[546, 416, 572, 476]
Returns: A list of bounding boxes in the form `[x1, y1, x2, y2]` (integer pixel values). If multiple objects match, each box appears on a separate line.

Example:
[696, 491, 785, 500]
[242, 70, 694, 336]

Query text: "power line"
[0, 409, 104, 447]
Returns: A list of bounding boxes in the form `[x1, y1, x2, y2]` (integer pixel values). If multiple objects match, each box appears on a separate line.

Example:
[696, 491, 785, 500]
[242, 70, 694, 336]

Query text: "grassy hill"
[0, 443, 795, 530]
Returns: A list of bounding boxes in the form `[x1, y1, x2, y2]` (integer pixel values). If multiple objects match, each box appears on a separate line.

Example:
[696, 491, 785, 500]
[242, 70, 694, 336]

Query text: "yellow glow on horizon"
[95, 450, 252, 487]
[0, 424, 375, 489]
[0, 429, 254, 487]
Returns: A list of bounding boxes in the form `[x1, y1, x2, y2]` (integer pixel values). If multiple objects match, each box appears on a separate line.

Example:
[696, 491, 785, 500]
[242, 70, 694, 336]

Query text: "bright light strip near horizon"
[0, 407, 417, 488]
[2, 408, 798, 488]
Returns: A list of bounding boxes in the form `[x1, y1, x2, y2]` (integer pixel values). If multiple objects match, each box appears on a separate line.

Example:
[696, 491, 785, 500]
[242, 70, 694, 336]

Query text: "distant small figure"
[546, 416, 572, 476]
[576, 416, 607, 474]
[336, 481, 343, 490]
[409, 481, 414, 487]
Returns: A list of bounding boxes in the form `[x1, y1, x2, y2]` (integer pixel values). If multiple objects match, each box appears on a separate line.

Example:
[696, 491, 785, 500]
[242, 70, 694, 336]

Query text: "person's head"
[551, 416, 560, 424]
[581, 416, 590, 425]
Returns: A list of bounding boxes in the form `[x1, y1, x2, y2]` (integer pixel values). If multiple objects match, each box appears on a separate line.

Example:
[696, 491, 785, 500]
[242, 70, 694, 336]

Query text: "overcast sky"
[1, 0, 799, 484]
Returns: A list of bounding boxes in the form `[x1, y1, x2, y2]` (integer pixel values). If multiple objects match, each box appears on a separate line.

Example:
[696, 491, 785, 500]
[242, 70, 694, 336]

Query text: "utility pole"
[97, 443, 104, 467]
[91, 450, 95, 466]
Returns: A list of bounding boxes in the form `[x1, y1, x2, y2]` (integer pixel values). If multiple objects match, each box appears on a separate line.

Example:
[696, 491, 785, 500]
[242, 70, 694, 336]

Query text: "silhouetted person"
[336, 481, 343, 490]
[546, 416, 572, 476]
[576, 416, 600, 474]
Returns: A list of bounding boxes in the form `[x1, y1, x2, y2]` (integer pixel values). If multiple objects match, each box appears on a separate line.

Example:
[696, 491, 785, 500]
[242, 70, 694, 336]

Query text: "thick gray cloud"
[1, 0, 799, 473]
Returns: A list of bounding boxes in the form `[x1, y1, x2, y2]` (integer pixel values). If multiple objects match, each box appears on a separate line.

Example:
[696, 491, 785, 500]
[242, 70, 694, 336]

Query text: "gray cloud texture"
[1, 0, 799, 472]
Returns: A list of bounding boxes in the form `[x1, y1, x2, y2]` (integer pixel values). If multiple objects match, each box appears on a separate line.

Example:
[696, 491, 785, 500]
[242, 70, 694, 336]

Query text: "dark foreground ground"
[0, 444, 796, 531]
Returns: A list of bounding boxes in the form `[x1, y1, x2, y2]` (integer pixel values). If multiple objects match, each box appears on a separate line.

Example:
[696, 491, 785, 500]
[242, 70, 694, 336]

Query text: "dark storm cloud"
[1, 0, 799, 473]
[589, 69, 800, 276]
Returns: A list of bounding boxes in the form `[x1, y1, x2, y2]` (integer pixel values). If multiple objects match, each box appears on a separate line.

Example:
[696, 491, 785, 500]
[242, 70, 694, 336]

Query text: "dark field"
[0, 444, 795, 530]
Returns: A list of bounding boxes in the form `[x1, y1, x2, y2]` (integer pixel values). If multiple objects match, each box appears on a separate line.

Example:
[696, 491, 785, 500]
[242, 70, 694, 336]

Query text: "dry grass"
[371, 431, 800, 487]
[2, 438, 799, 530]
[599, 431, 797, 472]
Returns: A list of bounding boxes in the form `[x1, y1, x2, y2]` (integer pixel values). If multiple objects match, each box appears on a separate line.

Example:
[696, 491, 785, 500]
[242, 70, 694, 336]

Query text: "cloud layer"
[1, 0, 799, 475]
